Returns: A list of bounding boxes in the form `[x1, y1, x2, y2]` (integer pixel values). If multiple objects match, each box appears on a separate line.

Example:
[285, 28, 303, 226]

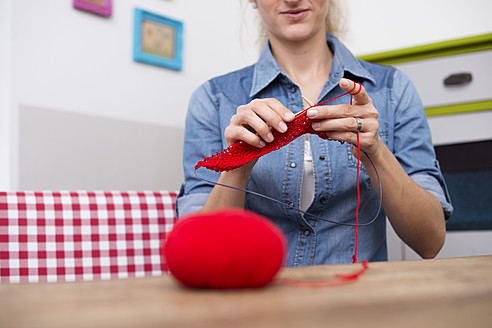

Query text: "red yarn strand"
[353, 130, 361, 263]
[278, 260, 368, 288]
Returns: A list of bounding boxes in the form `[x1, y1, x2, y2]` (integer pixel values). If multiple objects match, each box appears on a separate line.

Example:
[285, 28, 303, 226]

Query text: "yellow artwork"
[82, 0, 104, 6]
[142, 20, 175, 59]
[133, 8, 183, 70]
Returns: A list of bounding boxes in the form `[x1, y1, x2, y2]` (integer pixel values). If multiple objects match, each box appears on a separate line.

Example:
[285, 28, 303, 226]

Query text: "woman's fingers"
[305, 78, 380, 153]
[224, 124, 266, 148]
[312, 115, 377, 133]
[248, 98, 293, 133]
[308, 103, 378, 132]
[226, 98, 294, 148]
[339, 78, 371, 105]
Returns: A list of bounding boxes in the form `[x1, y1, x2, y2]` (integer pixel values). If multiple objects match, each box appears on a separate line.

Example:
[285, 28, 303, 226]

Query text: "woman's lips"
[281, 9, 309, 20]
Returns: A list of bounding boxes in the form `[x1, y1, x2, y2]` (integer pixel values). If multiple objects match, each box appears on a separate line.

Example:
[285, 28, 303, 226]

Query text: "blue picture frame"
[133, 8, 183, 71]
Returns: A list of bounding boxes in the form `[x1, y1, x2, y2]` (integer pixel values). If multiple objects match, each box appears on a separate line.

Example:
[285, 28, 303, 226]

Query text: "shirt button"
[290, 86, 296, 93]
[304, 230, 310, 236]
[319, 197, 326, 203]
[290, 162, 297, 168]
[319, 156, 325, 160]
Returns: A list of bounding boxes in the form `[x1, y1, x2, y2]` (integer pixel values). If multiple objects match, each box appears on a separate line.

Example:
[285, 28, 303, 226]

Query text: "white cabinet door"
[395, 50, 492, 108]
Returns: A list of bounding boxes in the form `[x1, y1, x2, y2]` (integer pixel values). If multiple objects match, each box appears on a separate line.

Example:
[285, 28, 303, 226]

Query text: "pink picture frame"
[73, 0, 112, 17]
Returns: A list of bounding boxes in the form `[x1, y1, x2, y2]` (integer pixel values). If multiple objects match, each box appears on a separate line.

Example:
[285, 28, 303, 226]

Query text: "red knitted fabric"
[195, 110, 335, 172]
[163, 208, 287, 289]
[195, 86, 361, 172]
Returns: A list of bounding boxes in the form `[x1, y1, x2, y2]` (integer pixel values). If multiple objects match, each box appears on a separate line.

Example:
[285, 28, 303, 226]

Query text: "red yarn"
[353, 130, 361, 263]
[163, 208, 287, 289]
[278, 260, 368, 288]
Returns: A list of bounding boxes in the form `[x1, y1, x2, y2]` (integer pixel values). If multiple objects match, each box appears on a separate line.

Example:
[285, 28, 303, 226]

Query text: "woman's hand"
[307, 78, 381, 157]
[224, 98, 296, 148]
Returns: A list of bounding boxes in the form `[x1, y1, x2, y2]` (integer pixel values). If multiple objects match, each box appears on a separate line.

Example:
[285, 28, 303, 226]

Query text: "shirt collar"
[250, 33, 376, 98]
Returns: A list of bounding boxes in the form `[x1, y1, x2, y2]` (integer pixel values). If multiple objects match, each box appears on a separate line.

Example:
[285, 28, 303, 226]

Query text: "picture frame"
[133, 8, 183, 71]
[73, 0, 112, 17]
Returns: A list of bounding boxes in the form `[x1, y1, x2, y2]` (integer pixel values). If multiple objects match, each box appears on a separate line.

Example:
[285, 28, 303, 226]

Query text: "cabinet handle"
[443, 72, 472, 87]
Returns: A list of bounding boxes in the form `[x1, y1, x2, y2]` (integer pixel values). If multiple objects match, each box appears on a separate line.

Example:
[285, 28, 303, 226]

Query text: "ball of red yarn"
[163, 208, 287, 289]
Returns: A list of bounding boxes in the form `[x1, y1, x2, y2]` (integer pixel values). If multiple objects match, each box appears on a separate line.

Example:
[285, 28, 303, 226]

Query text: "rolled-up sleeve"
[411, 171, 454, 219]
[176, 191, 209, 218]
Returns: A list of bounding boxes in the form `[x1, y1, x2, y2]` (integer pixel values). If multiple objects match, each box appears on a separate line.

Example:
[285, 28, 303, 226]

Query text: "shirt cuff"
[176, 192, 209, 219]
[411, 173, 454, 220]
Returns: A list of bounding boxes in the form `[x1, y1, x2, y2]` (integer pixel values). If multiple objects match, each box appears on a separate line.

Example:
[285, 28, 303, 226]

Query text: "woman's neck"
[269, 30, 333, 102]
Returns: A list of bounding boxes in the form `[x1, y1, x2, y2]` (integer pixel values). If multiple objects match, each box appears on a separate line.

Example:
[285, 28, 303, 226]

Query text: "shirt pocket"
[347, 119, 390, 171]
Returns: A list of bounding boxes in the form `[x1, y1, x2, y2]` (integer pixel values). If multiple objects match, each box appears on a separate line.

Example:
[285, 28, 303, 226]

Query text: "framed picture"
[133, 8, 183, 71]
[73, 0, 112, 17]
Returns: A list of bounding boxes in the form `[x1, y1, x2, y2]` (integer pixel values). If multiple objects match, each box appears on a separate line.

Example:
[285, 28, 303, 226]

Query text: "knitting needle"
[301, 95, 315, 107]
[300, 95, 318, 141]
[296, 95, 316, 118]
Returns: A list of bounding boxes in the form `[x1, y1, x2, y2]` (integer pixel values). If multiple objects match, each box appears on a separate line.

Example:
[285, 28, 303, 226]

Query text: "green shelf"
[425, 99, 492, 117]
[357, 33, 492, 65]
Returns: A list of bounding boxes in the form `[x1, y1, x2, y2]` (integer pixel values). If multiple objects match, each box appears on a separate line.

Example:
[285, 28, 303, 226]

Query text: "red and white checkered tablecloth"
[0, 190, 177, 283]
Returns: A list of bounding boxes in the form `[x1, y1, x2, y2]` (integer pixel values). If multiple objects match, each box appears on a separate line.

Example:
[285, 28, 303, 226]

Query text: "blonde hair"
[251, 0, 349, 49]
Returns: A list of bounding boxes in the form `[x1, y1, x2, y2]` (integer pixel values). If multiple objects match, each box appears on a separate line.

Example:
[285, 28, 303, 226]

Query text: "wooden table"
[1, 256, 491, 328]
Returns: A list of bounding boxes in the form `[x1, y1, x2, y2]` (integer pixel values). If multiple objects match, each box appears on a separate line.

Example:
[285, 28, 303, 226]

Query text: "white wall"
[1, 0, 491, 190]
[8, 0, 259, 128]
[0, 0, 13, 189]
[346, 0, 492, 56]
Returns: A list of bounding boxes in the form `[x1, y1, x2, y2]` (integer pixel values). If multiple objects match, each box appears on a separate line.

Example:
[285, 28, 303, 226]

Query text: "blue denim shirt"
[177, 33, 453, 266]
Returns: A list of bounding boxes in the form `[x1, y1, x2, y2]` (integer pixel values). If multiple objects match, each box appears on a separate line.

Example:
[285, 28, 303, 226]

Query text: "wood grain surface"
[1, 256, 491, 328]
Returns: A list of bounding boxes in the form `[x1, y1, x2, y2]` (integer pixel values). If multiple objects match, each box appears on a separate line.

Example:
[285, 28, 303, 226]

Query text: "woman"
[177, 0, 453, 266]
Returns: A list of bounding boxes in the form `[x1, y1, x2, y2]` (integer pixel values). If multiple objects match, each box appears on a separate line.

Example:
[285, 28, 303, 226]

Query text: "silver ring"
[354, 117, 362, 132]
